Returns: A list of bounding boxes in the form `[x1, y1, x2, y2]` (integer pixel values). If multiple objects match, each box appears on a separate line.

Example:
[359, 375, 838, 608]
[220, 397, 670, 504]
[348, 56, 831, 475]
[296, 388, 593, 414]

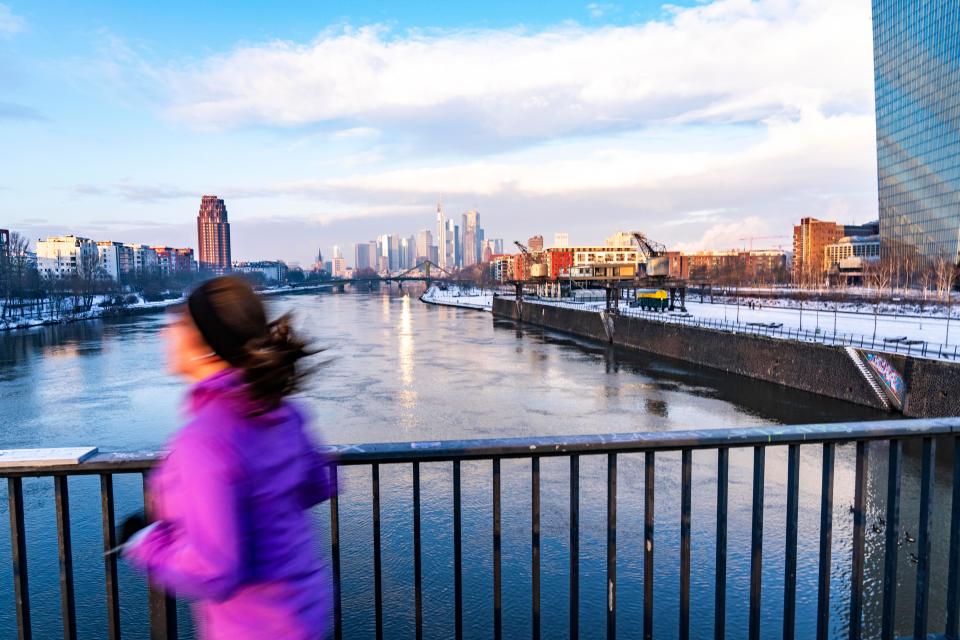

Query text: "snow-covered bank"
[515, 295, 959, 361]
[421, 285, 493, 311]
[0, 283, 333, 332]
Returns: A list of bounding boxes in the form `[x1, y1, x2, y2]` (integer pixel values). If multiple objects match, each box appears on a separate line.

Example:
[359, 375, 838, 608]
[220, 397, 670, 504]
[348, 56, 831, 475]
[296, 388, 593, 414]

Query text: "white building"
[96, 241, 134, 282]
[331, 245, 347, 278]
[572, 245, 641, 266]
[129, 244, 159, 275]
[554, 232, 570, 248]
[605, 231, 634, 248]
[36, 235, 97, 278]
[233, 260, 289, 284]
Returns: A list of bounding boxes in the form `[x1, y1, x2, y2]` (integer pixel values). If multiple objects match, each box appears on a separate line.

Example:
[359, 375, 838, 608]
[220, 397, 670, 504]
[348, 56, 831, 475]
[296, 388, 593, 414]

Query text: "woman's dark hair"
[187, 275, 313, 408]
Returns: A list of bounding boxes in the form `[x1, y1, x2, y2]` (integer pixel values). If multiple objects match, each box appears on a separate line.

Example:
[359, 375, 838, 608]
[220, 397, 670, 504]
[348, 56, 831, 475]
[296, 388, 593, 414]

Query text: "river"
[0, 288, 946, 638]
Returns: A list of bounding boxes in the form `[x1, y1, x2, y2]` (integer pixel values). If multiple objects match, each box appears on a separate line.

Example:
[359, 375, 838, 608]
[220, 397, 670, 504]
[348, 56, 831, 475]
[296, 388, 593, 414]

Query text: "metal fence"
[515, 295, 960, 361]
[4, 418, 960, 640]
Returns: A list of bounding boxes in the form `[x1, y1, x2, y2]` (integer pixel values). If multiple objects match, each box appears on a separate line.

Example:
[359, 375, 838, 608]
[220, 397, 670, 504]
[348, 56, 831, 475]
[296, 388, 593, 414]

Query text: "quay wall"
[492, 297, 958, 418]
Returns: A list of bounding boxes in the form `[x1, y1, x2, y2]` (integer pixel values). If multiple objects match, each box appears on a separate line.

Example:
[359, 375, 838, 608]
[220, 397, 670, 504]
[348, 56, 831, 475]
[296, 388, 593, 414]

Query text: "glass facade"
[873, 0, 960, 265]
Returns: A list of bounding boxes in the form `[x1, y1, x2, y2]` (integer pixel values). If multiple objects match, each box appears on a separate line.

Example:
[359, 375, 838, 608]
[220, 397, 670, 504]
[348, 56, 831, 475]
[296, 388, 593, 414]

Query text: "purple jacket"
[126, 368, 334, 639]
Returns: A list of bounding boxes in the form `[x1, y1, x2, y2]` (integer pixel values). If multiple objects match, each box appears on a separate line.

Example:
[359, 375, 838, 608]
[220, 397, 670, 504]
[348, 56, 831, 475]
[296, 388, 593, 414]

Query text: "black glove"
[119, 512, 147, 545]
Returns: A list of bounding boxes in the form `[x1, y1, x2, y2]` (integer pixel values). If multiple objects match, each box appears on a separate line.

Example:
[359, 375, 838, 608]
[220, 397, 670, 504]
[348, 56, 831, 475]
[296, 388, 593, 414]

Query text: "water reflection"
[0, 289, 913, 639]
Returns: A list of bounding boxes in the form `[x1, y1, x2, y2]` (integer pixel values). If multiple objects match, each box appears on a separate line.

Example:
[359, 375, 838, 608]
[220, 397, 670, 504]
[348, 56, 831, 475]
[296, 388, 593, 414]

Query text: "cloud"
[586, 3, 619, 19]
[0, 4, 23, 37]
[71, 182, 194, 202]
[142, 0, 873, 150]
[0, 102, 46, 121]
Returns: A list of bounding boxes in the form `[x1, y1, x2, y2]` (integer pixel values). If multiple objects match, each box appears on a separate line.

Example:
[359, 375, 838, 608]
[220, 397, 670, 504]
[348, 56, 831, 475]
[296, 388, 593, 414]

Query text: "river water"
[0, 288, 948, 638]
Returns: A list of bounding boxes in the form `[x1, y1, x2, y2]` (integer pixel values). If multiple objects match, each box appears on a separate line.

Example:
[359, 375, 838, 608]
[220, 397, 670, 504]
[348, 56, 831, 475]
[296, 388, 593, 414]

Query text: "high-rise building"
[873, 0, 960, 266]
[0, 229, 8, 259]
[554, 232, 570, 248]
[416, 229, 433, 262]
[446, 219, 460, 268]
[436, 198, 448, 269]
[461, 210, 481, 266]
[197, 195, 232, 274]
[332, 245, 347, 278]
[354, 242, 372, 271]
[792, 218, 878, 282]
[527, 235, 544, 252]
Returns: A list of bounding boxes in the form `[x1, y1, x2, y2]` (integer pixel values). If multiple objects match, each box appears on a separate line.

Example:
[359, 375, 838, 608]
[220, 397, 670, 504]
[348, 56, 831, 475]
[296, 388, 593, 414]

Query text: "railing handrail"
[3, 418, 958, 476]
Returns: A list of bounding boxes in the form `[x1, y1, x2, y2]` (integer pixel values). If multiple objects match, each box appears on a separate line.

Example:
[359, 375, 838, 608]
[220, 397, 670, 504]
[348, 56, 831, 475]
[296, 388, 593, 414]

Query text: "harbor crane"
[514, 241, 548, 279]
[630, 231, 670, 277]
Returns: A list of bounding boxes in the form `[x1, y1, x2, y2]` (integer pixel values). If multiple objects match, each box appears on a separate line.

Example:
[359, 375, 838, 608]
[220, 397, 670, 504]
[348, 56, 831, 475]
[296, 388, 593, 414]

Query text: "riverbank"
[493, 296, 960, 417]
[0, 282, 333, 332]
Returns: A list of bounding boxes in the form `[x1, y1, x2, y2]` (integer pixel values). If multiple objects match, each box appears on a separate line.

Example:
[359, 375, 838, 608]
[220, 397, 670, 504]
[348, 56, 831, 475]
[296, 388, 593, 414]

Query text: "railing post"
[607, 453, 617, 640]
[329, 466, 342, 640]
[372, 464, 383, 640]
[7, 477, 31, 640]
[570, 455, 580, 640]
[749, 446, 765, 640]
[849, 442, 869, 640]
[493, 457, 502, 640]
[784, 444, 800, 640]
[453, 461, 463, 640]
[817, 443, 835, 640]
[715, 449, 728, 640]
[644, 451, 655, 640]
[532, 456, 541, 640]
[99, 474, 121, 640]
[413, 462, 423, 640]
[143, 473, 177, 640]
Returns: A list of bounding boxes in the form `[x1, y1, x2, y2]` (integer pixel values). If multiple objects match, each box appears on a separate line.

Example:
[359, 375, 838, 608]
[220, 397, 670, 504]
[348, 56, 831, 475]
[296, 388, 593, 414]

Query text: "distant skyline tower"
[436, 196, 448, 269]
[554, 232, 570, 248]
[873, 0, 960, 264]
[197, 195, 231, 274]
[461, 210, 481, 266]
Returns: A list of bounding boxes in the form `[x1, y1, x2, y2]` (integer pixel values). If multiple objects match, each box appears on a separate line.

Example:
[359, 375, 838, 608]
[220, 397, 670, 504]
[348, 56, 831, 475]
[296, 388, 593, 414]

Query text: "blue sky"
[2, 0, 879, 265]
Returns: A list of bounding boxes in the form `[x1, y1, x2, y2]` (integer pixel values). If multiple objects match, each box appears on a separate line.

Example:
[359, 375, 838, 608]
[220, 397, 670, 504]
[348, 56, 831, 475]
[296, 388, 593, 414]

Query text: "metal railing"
[4, 418, 960, 639]
[514, 295, 960, 361]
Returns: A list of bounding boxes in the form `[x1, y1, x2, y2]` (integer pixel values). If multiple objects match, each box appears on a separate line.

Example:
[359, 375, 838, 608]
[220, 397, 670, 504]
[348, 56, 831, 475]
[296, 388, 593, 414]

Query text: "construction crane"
[630, 231, 670, 278]
[737, 235, 788, 251]
[514, 241, 547, 279]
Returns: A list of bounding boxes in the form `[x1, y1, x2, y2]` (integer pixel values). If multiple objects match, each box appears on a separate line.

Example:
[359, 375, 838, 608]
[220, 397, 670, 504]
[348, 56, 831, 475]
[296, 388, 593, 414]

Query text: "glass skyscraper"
[872, 0, 960, 266]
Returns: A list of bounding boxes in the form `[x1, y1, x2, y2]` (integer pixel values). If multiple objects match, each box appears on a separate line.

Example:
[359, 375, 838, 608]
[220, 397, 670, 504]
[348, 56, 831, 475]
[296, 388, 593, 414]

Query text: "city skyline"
[2, 0, 880, 265]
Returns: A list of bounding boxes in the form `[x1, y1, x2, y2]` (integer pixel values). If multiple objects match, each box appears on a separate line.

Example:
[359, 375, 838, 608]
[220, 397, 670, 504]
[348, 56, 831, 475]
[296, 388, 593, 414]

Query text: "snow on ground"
[421, 285, 493, 311]
[682, 300, 954, 349]
[523, 295, 959, 360]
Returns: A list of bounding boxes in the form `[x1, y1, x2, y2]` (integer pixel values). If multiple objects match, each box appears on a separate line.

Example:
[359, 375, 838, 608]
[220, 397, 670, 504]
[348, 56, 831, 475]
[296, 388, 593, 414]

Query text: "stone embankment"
[492, 297, 959, 418]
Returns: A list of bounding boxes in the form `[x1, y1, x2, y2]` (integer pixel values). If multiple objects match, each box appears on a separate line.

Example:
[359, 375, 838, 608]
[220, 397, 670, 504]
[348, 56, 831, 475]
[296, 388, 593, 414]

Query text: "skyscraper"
[528, 235, 544, 252]
[197, 195, 231, 274]
[446, 219, 460, 268]
[554, 232, 570, 248]
[873, 0, 960, 265]
[437, 197, 448, 269]
[416, 229, 433, 262]
[461, 210, 481, 266]
[355, 242, 372, 271]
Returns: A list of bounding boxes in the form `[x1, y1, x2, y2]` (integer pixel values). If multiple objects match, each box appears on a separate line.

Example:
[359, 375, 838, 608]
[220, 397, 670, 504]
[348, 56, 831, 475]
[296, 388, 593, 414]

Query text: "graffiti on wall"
[865, 353, 906, 408]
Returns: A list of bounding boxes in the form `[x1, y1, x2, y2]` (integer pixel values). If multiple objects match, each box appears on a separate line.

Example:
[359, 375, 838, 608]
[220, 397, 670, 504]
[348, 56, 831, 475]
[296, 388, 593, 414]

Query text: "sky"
[0, 0, 880, 265]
